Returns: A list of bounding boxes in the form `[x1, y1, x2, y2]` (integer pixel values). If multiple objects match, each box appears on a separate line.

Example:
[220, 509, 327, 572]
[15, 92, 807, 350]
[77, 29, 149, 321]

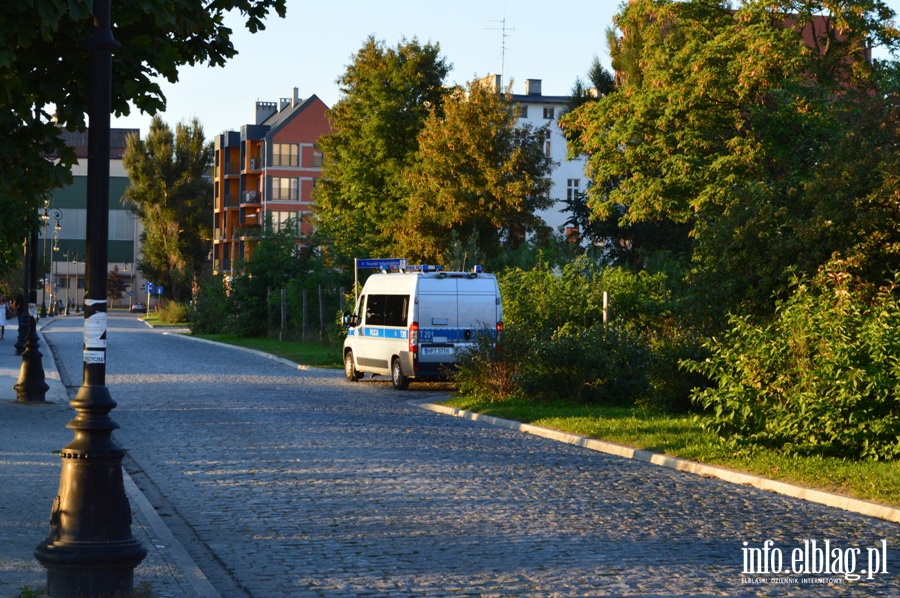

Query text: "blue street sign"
[146, 282, 155, 294]
[156, 286, 164, 295]
[357, 258, 407, 270]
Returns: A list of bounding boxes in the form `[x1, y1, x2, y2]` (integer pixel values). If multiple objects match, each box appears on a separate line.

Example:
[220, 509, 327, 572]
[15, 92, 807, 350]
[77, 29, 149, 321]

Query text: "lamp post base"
[35, 543, 146, 598]
[34, 436, 147, 598]
[15, 315, 48, 402]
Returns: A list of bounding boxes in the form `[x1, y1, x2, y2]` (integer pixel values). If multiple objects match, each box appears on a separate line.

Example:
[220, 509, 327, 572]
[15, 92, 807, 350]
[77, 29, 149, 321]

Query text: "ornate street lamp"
[40, 200, 50, 313]
[51, 231, 60, 315]
[14, 220, 48, 402]
[34, 1, 146, 594]
[65, 249, 72, 315]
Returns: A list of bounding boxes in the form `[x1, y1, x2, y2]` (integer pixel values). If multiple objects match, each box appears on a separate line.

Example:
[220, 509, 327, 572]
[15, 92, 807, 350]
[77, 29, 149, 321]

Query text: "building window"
[567, 179, 580, 201]
[518, 105, 528, 118]
[271, 177, 299, 201]
[272, 143, 299, 167]
[312, 147, 324, 168]
[268, 211, 300, 234]
[543, 107, 555, 119]
[544, 140, 551, 156]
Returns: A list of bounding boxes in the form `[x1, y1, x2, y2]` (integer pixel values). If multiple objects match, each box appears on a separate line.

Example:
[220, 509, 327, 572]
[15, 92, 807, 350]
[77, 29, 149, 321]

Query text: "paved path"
[6, 312, 899, 596]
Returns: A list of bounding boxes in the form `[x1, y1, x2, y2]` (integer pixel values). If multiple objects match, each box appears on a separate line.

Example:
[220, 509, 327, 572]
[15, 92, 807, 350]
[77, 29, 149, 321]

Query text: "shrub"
[453, 325, 526, 402]
[519, 323, 650, 404]
[643, 331, 711, 413]
[157, 300, 190, 324]
[687, 264, 900, 460]
[189, 273, 231, 334]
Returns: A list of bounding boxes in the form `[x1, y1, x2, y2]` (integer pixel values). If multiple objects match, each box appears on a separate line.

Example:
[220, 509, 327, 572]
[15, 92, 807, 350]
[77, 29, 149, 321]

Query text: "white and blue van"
[342, 266, 503, 390]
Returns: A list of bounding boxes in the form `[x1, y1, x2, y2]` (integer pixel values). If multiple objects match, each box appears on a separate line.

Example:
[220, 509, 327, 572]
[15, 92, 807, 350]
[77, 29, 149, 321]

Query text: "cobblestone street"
[32, 313, 899, 597]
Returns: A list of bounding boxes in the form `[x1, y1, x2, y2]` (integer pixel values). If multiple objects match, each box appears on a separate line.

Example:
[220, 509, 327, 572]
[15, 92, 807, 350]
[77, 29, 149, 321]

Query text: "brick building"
[212, 89, 330, 274]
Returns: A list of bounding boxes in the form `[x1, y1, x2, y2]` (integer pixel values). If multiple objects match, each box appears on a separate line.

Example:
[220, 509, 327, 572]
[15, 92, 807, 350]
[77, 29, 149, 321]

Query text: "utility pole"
[34, 1, 147, 595]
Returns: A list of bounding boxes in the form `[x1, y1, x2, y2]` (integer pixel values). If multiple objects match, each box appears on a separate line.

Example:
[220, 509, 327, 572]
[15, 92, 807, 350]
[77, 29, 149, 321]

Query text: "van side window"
[365, 294, 409, 327]
[366, 295, 384, 325]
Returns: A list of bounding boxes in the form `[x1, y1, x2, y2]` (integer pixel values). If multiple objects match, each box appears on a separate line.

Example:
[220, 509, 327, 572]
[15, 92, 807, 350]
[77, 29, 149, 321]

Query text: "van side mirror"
[342, 312, 359, 328]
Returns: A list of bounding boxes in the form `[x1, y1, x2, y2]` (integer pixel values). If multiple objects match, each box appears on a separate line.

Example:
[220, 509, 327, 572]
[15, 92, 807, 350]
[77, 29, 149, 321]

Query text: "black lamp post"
[14, 222, 49, 403]
[34, 1, 147, 595]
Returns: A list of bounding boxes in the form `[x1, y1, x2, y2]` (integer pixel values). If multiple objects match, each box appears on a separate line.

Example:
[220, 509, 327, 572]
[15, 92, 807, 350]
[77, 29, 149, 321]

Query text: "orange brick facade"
[213, 92, 330, 274]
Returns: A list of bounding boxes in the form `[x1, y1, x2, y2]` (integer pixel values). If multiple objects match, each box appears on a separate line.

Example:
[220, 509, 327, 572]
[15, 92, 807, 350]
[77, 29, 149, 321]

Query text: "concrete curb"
[416, 402, 900, 525]
[123, 471, 221, 598]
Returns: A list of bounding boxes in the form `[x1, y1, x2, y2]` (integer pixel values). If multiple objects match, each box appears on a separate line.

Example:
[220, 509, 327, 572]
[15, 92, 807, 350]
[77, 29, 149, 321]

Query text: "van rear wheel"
[391, 357, 410, 390]
[344, 350, 362, 382]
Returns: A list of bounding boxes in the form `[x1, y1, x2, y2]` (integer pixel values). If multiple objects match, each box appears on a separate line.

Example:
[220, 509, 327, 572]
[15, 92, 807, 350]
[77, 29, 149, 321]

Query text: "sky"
[110, 0, 622, 136]
[110, 0, 900, 138]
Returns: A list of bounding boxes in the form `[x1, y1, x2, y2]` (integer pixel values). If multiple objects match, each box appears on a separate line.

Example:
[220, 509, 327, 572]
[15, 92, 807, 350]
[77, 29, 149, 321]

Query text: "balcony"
[223, 194, 240, 208]
[241, 191, 260, 205]
[246, 157, 262, 172]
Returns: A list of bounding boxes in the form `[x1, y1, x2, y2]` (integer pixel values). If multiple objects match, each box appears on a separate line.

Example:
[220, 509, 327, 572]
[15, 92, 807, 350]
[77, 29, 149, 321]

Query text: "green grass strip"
[191, 334, 343, 369]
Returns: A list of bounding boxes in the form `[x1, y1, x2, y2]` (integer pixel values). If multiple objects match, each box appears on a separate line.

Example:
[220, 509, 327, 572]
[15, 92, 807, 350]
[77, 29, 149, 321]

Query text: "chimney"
[255, 101, 277, 125]
[525, 79, 542, 96]
[293, 87, 300, 107]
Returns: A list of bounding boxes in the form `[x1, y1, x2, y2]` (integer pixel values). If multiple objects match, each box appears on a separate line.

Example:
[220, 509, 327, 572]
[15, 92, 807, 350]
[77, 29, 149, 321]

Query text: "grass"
[442, 396, 900, 509]
[191, 333, 343, 368]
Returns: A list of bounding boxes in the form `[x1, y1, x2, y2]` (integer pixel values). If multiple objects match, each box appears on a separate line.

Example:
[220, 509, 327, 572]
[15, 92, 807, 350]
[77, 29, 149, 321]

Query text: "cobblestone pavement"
[39, 313, 899, 597]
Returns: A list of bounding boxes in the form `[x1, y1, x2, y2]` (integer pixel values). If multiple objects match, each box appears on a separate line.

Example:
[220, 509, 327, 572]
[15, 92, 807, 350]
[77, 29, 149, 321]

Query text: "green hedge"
[687, 264, 900, 460]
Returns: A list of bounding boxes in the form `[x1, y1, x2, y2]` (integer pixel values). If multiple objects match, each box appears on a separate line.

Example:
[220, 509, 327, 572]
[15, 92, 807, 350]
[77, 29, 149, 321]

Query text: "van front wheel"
[391, 357, 410, 390]
[344, 350, 362, 382]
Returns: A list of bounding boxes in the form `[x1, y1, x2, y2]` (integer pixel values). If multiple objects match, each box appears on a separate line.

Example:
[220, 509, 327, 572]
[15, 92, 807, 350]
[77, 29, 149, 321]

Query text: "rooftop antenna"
[486, 16, 514, 89]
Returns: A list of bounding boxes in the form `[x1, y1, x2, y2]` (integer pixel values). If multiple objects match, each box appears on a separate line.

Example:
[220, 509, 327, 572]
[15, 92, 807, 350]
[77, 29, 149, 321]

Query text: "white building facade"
[480, 75, 586, 237]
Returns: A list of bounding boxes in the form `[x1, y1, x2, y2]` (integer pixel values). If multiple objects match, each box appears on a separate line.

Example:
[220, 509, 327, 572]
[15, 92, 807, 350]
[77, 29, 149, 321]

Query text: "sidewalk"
[0, 317, 206, 598]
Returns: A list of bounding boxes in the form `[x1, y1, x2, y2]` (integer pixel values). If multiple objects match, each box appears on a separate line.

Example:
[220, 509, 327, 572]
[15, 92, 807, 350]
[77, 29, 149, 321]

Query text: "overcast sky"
[110, 0, 900, 138]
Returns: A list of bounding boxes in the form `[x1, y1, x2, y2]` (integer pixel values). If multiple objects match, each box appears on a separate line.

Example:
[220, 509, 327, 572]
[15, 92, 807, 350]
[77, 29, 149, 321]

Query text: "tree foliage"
[192, 217, 346, 338]
[313, 37, 450, 261]
[0, 0, 286, 274]
[687, 263, 900, 460]
[399, 82, 555, 264]
[560, 0, 900, 320]
[123, 116, 213, 302]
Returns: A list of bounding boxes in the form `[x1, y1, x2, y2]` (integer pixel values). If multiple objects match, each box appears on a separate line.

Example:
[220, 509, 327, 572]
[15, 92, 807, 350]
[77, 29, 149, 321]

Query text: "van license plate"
[423, 347, 453, 355]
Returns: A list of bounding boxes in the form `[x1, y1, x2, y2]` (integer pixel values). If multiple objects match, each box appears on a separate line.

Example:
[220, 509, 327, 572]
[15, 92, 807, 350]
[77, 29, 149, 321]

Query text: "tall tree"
[399, 81, 555, 264]
[560, 0, 899, 320]
[123, 116, 213, 302]
[313, 36, 450, 262]
[0, 0, 286, 275]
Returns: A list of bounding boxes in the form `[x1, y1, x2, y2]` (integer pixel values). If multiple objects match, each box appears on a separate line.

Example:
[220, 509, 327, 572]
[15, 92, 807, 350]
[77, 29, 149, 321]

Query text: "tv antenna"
[486, 17, 515, 88]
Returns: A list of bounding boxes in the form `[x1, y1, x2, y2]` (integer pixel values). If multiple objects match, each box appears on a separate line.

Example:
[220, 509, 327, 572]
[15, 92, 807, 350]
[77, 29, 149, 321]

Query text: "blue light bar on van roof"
[405, 264, 443, 272]
[473, 265, 483, 274]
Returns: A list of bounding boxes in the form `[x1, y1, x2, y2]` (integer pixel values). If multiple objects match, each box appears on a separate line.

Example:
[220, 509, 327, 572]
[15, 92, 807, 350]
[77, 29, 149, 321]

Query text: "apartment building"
[212, 89, 330, 274]
[478, 74, 586, 238]
[44, 129, 145, 311]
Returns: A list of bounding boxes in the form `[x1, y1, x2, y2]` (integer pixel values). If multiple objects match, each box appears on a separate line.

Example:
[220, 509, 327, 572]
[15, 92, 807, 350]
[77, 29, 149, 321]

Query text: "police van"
[342, 265, 503, 390]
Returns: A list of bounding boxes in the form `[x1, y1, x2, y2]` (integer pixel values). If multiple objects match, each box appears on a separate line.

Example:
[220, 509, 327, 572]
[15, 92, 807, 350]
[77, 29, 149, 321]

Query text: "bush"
[519, 323, 650, 404]
[189, 273, 231, 334]
[643, 331, 710, 413]
[453, 325, 526, 402]
[157, 300, 190, 324]
[687, 264, 900, 460]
